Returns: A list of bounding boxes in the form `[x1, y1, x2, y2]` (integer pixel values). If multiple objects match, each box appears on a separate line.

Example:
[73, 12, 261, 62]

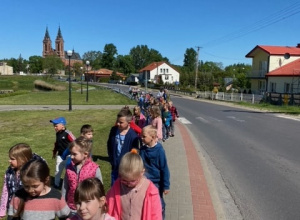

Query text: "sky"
[1, 0, 300, 68]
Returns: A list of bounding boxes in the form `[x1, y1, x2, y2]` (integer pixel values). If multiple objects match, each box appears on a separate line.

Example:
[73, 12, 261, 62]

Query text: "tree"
[42, 55, 64, 75]
[183, 48, 197, 72]
[114, 55, 135, 75]
[28, 56, 43, 73]
[72, 62, 84, 78]
[101, 44, 117, 69]
[82, 51, 102, 69]
[129, 45, 166, 72]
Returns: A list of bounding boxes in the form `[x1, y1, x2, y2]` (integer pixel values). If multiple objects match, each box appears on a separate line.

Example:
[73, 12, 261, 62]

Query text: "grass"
[0, 110, 119, 193]
[0, 75, 138, 219]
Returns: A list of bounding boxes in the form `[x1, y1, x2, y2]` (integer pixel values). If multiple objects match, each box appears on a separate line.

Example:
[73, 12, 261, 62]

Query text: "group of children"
[0, 97, 177, 220]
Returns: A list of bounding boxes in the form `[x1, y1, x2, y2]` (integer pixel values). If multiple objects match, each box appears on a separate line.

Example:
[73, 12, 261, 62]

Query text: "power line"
[202, 1, 300, 48]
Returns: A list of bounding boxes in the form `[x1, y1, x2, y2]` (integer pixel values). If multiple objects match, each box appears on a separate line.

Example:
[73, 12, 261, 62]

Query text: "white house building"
[139, 61, 180, 85]
[0, 62, 13, 75]
[246, 44, 300, 94]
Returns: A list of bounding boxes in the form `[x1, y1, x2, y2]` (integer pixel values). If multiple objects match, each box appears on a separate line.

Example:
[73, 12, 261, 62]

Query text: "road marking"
[196, 116, 210, 123]
[275, 115, 300, 122]
[178, 117, 192, 124]
[226, 116, 245, 122]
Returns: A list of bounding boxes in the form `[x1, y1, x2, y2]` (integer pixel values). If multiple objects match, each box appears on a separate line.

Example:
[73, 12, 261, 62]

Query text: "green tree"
[183, 48, 197, 72]
[82, 51, 102, 69]
[114, 55, 135, 75]
[28, 56, 43, 74]
[129, 45, 166, 72]
[101, 44, 117, 69]
[42, 55, 64, 76]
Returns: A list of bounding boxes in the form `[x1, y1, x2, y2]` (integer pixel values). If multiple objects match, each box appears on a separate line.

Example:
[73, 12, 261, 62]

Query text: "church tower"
[55, 26, 64, 58]
[43, 27, 52, 57]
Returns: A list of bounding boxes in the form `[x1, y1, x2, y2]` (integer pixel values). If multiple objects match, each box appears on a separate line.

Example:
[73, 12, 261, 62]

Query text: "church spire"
[44, 27, 50, 39]
[56, 26, 63, 39]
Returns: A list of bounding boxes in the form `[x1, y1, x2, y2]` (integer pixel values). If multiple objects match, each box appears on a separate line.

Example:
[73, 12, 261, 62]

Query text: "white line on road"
[275, 115, 300, 122]
[177, 117, 192, 124]
[226, 116, 245, 122]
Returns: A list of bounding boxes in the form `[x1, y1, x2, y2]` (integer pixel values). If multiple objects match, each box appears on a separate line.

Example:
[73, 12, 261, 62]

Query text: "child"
[0, 143, 44, 219]
[62, 124, 94, 167]
[62, 136, 102, 213]
[80, 124, 94, 140]
[161, 103, 172, 141]
[132, 106, 146, 129]
[107, 108, 140, 186]
[50, 117, 76, 189]
[168, 101, 179, 137]
[139, 125, 170, 219]
[149, 105, 163, 142]
[106, 149, 162, 220]
[67, 178, 115, 220]
[8, 159, 70, 219]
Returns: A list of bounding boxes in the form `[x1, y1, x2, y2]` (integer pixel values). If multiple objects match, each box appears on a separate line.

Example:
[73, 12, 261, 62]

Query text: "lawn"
[0, 75, 138, 219]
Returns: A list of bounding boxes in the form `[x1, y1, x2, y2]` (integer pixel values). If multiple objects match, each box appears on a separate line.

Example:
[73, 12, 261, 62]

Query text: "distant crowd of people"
[0, 87, 180, 220]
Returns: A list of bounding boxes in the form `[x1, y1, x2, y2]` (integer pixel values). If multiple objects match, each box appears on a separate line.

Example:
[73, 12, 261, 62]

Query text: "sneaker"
[162, 139, 166, 142]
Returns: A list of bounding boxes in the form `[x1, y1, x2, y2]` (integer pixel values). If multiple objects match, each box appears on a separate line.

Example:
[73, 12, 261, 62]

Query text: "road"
[172, 96, 300, 220]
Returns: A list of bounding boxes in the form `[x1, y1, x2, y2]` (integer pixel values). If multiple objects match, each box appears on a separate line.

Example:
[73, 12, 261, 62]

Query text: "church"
[42, 26, 82, 67]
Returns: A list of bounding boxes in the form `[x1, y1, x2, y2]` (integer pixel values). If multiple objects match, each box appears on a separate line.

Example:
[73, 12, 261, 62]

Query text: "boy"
[139, 125, 170, 219]
[50, 117, 75, 189]
[80, 124, 94, 140]
[107, 108, 140, 186]
[169, 101, 179, 137]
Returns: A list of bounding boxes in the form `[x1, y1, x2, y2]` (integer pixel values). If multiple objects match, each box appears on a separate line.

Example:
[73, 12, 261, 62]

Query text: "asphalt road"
[172, 96, 300, 220]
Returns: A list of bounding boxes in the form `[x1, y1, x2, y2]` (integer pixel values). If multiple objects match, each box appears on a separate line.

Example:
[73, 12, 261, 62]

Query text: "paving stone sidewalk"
[164, 121, 216, 220]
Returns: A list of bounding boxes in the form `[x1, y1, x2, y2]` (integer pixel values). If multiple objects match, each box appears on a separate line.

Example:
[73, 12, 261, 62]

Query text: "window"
[165, 75, 169, 80]
[163, 69, 165, 74]
[284, 83, 290, 93]
[166, 69, 169, 73]
[270, 82, 276, 92]
[160, 68, 162, 73]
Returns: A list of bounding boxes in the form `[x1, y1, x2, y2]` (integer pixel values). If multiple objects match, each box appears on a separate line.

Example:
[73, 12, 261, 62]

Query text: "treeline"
[1, 44, 252, 92]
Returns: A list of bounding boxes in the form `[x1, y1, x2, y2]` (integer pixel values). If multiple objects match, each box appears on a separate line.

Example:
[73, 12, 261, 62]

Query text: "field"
[0, 75, 137, 219]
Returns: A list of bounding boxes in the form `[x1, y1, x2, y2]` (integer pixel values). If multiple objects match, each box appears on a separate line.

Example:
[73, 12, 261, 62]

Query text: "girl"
[161, 102, 172, 141]
[62, 136, 102, 214]
[67, 178, 115, 220]
[132, 106, 146, 129]
[0, 143, 43, 219]
[106, 149, 162, 220]
[8, 159, 70, 219]
[149, 105, 163, 142]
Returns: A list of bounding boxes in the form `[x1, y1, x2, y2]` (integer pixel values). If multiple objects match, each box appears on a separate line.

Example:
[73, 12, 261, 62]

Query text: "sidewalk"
[164, 121, 216, 220]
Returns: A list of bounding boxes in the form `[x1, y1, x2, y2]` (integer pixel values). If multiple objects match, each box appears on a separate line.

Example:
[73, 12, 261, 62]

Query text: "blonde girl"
[132, 106, 146, 129]
[67, 178, 115, 220]
[106, 149, 162, 220]
[149, 105, 163, 142]
[8, 159, 70, 219]
[0, 143, 43, 219]
[62, 136, 102, 213]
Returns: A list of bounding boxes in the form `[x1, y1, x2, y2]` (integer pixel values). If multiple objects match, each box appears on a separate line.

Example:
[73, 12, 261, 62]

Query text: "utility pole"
[195, 46, 201, 92]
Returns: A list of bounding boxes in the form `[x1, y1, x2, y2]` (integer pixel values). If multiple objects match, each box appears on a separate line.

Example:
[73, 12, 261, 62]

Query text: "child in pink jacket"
[106, 149, 162, 220]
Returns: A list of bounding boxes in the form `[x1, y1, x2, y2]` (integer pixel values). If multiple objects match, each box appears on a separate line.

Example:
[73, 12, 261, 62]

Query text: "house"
[0, 62, 13, 75]
[126, 73, 140, 84]
[246, 44, 300, 94]
[139, 61, 180, 84]
[86, 68, 125, 82]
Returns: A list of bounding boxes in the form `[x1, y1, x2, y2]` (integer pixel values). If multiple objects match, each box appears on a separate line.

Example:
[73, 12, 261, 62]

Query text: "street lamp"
[67, 50, 73, 111]
[86, 60, 90, 102]
[80, 67, 83, 94]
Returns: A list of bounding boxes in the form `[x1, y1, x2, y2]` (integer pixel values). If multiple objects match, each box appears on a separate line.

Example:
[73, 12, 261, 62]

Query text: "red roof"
[266, 58, 300, 77]
[139, 62, 165, 72]
[246, 45, 300, 58]
[139, 61, 180, 74]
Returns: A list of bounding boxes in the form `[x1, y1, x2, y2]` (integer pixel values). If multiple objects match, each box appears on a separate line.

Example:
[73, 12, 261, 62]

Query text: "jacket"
[53, 129, 75, 156]
[139, 143, 170, 192]
[65, 158, 99, 210]
[106, 179, 162, 220]
[107, 126, 139, 171]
